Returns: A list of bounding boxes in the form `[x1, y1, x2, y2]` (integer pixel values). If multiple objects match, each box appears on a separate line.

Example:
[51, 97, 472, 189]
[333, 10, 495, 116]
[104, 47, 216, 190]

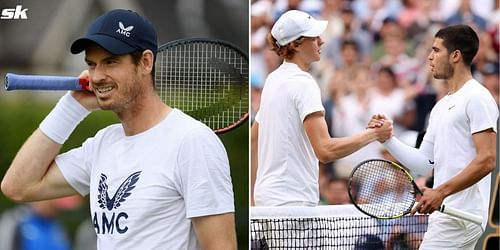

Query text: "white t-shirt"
[420, 79, 498, 229]
[254, 61, 325, 206]
[56, 109, 234, 250]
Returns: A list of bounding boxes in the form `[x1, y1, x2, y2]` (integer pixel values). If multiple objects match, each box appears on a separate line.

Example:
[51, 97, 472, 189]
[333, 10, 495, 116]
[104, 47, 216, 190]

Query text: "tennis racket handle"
[440, 205, 483, 225]
[5, 73, 90, 91]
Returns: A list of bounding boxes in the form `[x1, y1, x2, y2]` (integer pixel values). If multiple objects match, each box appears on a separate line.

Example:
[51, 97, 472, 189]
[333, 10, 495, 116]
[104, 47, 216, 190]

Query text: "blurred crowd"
[251, 0, 499, 205]
[0, 196, 96, 250]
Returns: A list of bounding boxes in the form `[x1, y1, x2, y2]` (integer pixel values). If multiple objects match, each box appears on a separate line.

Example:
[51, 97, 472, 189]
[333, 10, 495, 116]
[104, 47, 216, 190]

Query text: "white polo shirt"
[254, 61, 325, 206]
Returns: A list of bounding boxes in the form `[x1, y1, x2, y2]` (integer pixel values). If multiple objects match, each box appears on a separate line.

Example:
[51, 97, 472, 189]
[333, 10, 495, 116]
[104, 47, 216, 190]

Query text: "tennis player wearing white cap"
[251, 10, 392, 207]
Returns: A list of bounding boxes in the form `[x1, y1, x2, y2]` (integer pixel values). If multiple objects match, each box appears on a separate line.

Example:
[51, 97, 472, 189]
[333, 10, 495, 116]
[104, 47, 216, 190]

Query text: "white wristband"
[39, 92, 90, 144]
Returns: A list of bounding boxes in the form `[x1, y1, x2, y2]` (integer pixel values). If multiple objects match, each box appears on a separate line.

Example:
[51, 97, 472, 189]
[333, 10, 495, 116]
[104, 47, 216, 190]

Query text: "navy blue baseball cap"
[71, 9, 157, 55]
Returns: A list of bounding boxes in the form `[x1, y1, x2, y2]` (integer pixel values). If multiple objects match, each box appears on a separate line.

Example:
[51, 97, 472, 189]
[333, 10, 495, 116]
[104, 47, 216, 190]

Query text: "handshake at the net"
[366, 114, 393, 143]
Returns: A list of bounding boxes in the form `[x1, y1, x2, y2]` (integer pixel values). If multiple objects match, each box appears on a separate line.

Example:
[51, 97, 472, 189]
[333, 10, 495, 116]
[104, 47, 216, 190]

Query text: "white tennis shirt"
[56, 109, 234, 249]
[254, 61, 325, 206]
[421, 79, 498, 229]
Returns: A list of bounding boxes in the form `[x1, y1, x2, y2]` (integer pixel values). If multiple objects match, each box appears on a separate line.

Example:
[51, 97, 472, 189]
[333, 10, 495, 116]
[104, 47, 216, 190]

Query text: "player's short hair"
[435, 24, 479, 67]
[266, 32, 306, 60]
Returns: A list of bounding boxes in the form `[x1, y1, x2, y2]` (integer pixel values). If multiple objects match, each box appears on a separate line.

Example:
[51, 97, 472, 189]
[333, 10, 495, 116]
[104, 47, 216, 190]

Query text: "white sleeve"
[55, 137, 94, 196]
[466, 94, 498, 133]
[383, 136, 434, 177]
[291, 77, 325, 122]
[175, 127, 235, 218]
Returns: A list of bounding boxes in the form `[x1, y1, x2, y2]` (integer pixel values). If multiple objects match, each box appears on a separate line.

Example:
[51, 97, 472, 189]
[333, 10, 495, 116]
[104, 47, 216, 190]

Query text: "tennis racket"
[4, 38, 249, 134]
[348, 159, 482, 225]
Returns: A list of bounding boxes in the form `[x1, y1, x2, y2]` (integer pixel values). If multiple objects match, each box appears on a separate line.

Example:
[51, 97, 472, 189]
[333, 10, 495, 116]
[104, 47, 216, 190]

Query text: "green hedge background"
[0, 94, 249, 249]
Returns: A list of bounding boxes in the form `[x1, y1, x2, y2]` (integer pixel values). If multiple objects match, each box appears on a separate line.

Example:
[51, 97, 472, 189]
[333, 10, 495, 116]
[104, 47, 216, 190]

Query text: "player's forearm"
[1, 129, 62, 201]
[2, 92, 89, 201]
[383, 136, 434, 176]
[319, 129, 378, 163]
[250, 122, 258, 206]
[305, 113, 381, 163]
[193, 213, 237, 250]
[250, 155, 257, 206]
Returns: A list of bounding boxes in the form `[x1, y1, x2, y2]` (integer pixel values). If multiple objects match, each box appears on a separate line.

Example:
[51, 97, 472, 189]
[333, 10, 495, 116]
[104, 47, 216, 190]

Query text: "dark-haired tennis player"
[1, 9, 236, 249]
[372, 24, 498, 249]
[251, 10, 392, 207]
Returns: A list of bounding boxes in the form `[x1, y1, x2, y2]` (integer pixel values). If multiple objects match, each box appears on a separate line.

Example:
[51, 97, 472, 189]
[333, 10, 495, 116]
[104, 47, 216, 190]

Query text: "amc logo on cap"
[116, 21, 134, 37]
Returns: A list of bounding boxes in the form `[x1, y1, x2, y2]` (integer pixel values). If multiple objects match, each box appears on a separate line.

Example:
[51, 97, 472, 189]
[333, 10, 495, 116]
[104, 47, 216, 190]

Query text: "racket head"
[348, 159, 419, 219]
[155, 38, 249, 134]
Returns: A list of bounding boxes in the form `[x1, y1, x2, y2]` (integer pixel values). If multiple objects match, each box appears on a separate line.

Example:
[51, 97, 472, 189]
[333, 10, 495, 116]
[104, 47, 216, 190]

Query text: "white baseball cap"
[271, 10, 328, 46]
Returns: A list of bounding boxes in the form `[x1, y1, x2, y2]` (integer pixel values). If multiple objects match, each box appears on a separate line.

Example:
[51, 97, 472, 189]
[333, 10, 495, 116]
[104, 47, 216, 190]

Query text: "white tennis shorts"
[419, 213, 483, 250]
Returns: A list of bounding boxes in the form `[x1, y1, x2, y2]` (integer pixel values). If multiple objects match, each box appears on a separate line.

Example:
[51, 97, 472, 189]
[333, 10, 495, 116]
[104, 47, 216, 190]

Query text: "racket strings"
[155, 41, 249, 132]
[350, 160, 415, 218]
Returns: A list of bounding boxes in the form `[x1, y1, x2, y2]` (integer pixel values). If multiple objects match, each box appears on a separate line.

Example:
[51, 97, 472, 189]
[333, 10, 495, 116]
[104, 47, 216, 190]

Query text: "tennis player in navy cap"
[2, 9, 237, 249]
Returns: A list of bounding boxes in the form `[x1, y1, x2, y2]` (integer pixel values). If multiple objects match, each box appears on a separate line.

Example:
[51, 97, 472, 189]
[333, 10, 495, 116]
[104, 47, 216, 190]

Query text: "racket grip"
[440, 205, 483, 225]
[5, 73, 90, 91]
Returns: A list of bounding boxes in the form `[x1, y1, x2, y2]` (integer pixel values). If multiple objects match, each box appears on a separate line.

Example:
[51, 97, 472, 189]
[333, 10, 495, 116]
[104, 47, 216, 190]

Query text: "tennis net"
[251, 205, 428, 249]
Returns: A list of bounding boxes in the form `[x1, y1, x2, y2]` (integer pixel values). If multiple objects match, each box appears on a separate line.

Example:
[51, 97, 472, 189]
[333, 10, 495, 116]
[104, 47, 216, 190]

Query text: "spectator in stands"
[0, 196, 81, 250]
[251, 0, 275, 91]
[397, 0, 422, 29]
[318, 0, 344, 43]
[323, 3, 373, 69]
[479, 62, 500, 105]
[327, 40, 364, 104]
[352, 0, 399, 35]
[322, 176, 351, 205]
[331, 67, 383, 176]
[473, 29, 498, 75]
[386, 223, 423, 250]
[323, 39, 364, 136]
[373, 22, 420, 94]
[372, 18, 411, 60]
[371, 66, 416, 135]
[397, 0, 437, 42]
[354, 234, 385, 250]
[446, 0, 488, 30]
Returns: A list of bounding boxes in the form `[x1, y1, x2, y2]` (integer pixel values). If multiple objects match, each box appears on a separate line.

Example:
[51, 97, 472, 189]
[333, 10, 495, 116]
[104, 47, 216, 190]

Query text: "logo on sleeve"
[116, 21, 134, 37]
[93, 171, 141, 235]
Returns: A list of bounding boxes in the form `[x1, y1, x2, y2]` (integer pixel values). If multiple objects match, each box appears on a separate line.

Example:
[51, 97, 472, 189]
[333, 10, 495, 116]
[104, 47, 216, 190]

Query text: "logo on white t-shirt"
[98, 171, 141, 210]
[92, 171, 142, 235]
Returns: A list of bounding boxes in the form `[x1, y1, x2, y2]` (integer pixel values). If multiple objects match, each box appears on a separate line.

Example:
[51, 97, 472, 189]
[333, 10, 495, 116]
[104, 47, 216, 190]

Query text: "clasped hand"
[366, 114, 393, 143]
